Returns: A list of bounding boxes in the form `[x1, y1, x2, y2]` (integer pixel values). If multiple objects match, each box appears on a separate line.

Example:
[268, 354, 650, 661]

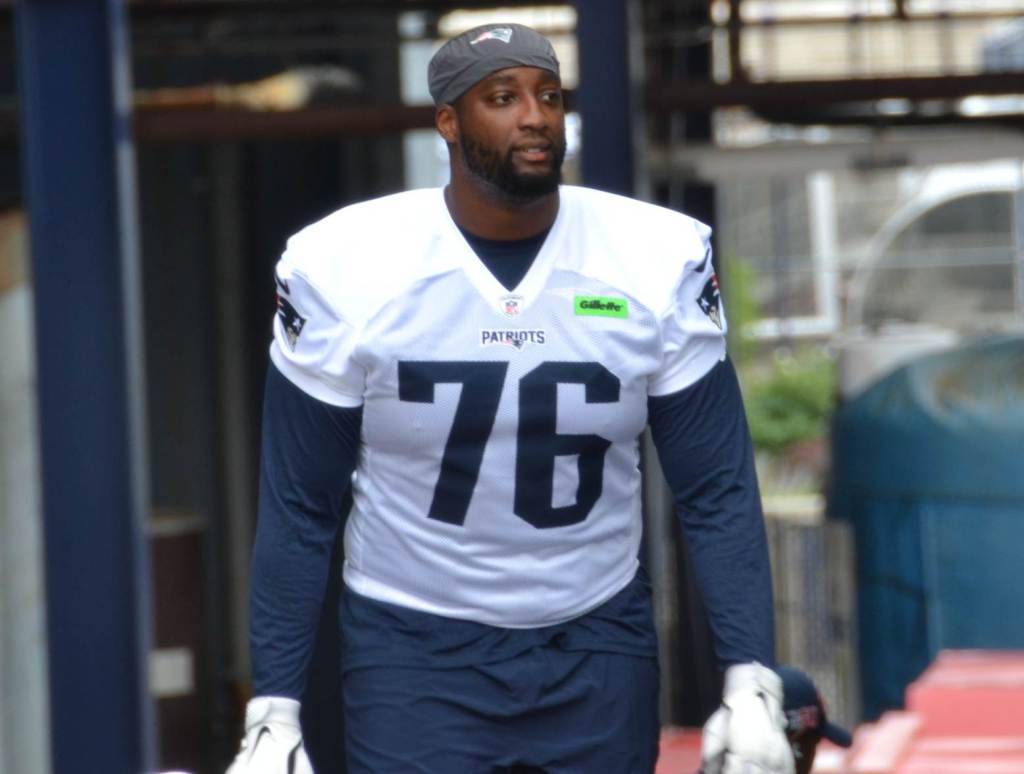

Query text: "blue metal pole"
[14, 1, 154, 772]
[575, 0, 637, 196]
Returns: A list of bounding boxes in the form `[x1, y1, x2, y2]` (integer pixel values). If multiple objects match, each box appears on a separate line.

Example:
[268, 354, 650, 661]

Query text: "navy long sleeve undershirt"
[647, 357, 775, 668]
[250, 364, 362, 698]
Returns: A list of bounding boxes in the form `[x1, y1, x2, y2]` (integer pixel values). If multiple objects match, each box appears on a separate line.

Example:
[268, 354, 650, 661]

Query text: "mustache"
[505, 133, 566, 158]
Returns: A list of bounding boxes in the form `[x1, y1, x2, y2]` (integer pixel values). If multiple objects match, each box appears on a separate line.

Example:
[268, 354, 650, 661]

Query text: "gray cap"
[428, 23, 560, 106]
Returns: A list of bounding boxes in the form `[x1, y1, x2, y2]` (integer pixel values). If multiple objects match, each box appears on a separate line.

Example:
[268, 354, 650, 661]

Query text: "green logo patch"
[574, 295, 628, 318]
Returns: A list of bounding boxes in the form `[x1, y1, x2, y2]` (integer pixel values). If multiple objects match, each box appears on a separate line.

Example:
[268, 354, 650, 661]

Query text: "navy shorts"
[342, 646, 660, 773]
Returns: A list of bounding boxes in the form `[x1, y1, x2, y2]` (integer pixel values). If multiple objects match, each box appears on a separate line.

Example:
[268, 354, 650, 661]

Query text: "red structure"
[658, 651, 1024, 773]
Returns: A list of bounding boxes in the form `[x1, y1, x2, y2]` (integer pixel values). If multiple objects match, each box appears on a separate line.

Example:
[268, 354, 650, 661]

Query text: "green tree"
[743, 350, 836, 454]
[721, 254, 759, 367]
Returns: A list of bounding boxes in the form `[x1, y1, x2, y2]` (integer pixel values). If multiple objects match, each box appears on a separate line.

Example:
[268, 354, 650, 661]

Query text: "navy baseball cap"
[776, 666, 853, 748]
[427, 23, 560, 106]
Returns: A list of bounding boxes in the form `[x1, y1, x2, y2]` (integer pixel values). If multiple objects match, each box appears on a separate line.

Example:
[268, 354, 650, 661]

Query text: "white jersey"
[270, 185, 726, 628]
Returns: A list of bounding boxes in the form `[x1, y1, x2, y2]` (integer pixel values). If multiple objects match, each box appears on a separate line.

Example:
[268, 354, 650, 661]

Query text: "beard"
[458, 129, 566, 202]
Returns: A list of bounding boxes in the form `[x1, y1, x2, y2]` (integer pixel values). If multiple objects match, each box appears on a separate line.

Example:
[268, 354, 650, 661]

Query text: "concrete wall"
[0, 209, 51, 774]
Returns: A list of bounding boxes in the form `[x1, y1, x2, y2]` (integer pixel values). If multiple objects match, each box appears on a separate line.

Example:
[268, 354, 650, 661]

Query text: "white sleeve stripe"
[647, 335, 726, 397]
[269, 343, 364, 408]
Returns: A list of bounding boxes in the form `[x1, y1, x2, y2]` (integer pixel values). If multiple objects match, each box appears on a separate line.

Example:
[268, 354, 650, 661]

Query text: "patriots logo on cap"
[786, 705, 822, 735]
[471, 27, 513, 45]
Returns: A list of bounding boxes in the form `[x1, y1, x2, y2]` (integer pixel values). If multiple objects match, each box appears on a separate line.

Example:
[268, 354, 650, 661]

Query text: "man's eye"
[492, 93, 514, 105]
[541, 91, 563, 104]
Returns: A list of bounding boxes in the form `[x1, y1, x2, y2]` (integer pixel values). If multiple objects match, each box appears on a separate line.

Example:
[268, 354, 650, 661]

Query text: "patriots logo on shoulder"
[276, 291, 306, 350]
[471, 27, 513, 45]
[697, 273, 723, 329]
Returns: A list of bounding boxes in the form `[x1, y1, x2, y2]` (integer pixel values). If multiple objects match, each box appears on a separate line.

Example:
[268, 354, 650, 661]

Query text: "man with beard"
[228, 23, 791, 774]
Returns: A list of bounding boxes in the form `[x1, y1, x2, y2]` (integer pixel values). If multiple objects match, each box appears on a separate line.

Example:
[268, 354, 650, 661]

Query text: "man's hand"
[226, 697, 313, 774]
[701, 663, 794, 774]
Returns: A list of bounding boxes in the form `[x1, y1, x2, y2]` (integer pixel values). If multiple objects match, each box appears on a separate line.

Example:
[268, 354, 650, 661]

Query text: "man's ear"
[435, 104, 459, 144]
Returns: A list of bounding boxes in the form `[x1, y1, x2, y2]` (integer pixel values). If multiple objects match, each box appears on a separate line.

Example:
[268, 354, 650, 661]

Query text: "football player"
[228, 22, 791, 774]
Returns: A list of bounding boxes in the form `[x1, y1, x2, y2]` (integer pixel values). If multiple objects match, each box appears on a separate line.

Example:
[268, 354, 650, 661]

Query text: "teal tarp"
[830, 335, 1024, 719]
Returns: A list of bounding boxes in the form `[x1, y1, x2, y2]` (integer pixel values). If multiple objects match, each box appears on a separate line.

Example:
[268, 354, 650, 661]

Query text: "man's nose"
[518, 94, 548, 129]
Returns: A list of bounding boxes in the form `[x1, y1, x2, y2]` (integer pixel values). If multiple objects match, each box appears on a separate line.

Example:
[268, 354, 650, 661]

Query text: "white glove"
[701, 663, 794, 774]
[226, 697, 313, 774]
